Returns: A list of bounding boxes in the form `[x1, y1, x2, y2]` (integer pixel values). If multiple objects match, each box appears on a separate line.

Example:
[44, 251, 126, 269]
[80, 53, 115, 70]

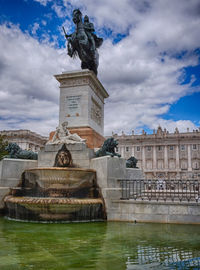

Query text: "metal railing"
[119, 179, 200, 202]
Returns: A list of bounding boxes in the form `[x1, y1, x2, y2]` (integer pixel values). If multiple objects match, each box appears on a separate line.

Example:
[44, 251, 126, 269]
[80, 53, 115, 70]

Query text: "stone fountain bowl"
[4, 167, 106, 222]
[19, 167, 100, 198]
[4, 196, 104, 222]
[23, 167, 96, 188]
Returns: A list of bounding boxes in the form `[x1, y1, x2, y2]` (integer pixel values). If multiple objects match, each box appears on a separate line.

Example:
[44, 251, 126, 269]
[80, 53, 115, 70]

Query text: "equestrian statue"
[63, 9, 103, 75]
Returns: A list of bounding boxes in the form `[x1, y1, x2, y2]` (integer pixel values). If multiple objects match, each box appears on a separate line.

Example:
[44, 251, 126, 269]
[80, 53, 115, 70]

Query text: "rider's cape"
[93, 34, 103, 48]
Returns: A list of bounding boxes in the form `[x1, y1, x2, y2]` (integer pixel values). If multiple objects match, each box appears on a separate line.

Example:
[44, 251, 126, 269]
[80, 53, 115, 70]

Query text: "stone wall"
[90, 156, 144, 219]
[0, 158, 38, 210]
[90, 156, 200, 224]
[0, 158, 38, 187]
[109, 200, 200, 224]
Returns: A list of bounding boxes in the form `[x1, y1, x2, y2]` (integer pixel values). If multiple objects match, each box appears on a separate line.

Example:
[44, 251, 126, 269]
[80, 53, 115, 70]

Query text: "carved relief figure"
[54, 144, 73, 167]
[47, 121, 85, 145]
[91, 99, 102, 126]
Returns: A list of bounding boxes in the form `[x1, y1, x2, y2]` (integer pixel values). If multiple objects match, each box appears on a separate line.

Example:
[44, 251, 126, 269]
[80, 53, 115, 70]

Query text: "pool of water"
[0, 217, 199, 270]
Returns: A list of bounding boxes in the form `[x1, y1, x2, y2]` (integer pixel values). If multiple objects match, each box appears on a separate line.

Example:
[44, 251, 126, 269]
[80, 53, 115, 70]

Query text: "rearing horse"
[64, 9, 103, 75]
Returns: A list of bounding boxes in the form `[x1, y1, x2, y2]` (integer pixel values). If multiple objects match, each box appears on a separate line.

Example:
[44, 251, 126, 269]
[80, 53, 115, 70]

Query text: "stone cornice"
[112, 132, 200, 144]
[54, 70, 109, 100]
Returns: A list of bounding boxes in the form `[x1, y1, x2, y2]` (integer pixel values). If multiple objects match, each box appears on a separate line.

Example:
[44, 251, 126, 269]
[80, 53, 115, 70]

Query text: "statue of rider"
[63, 9, 103, 75]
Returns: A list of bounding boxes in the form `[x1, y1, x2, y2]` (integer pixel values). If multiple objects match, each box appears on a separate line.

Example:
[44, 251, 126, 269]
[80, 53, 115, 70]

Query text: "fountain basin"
[4, 167, 106, 222]
[5, 196, 104, 222]
[20, 167, 100, 198]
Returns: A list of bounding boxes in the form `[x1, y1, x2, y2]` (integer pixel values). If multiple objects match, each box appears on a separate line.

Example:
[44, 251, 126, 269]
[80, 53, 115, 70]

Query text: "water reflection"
[0, 217, 199, 270]
[97, 222, 200, 270]
[133, 246, 200, 269]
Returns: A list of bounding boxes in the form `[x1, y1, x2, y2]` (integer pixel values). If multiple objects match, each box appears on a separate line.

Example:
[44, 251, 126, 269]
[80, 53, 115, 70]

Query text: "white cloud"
[33, 0, 52, 6]
[0, 23, 79, 135]
[0, 0, 200, 137]
[31, 22, 40, 35]
[52, 3, 66, 18]
[95, 0, 200, 135]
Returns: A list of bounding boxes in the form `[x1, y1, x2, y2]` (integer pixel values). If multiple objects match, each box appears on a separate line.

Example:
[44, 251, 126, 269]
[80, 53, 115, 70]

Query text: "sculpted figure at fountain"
[5, 143, 38, 160]
[95, 138, 121, 158]
[47, 121, 85, 145]
[126, 156, 138, 168]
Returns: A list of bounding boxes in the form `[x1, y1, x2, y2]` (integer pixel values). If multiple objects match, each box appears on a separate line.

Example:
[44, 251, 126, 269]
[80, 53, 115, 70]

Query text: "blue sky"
[0, 0, 200, 136]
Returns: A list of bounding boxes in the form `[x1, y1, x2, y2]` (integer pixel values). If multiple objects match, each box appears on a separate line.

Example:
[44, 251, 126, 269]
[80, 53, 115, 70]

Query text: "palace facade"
[111, 126, 200, 180]
[0, 129, 48, 152]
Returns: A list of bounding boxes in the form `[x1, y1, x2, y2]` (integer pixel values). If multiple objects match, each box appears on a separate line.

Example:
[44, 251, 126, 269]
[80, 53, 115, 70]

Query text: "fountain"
[4, 124, 106, 222]
[3, 69, 109, 223]
[4, 167, 105, 222]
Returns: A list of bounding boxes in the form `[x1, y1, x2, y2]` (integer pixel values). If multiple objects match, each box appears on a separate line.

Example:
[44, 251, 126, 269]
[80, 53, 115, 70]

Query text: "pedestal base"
[55, 70, 109, 137]
[38, 143, 95, 168]
[69, 127, 105, 149]
[49, 127, 105, 149]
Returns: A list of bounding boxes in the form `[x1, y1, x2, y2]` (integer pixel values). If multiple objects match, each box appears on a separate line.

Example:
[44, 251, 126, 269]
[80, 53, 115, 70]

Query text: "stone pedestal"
[90, 156, 145, 219]
[54, 70, 109, 148]
[68, 127, 104, 149]
[0, 158, 38, 188]
[38, 143, 95, 169]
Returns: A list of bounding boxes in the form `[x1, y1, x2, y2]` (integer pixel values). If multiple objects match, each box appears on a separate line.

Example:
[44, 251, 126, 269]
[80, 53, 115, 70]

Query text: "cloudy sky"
[0, 0, 200, 136]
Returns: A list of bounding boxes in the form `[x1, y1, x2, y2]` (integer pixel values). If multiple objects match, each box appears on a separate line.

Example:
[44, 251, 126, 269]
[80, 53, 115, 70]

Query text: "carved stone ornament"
[91, 98, 102, 126]
[46, 121, 85, 145]
[54, 144, 73, 167]
[60, 77, 89, 87]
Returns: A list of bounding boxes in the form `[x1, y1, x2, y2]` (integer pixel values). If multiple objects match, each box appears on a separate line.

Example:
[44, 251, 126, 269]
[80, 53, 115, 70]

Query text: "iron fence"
[119, 179, 200, 202]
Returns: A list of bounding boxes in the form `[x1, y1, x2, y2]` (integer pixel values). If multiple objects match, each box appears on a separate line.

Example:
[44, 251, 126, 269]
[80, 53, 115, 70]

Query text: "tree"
[0, 135, 8, 160]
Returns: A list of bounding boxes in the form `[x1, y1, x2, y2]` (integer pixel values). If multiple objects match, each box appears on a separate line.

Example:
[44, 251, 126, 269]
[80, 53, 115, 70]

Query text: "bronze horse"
[64, 9, 103, 75]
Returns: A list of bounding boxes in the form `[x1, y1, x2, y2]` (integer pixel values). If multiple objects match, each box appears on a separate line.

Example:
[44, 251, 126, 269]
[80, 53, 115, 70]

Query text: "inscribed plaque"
[66, 96, 81, 116]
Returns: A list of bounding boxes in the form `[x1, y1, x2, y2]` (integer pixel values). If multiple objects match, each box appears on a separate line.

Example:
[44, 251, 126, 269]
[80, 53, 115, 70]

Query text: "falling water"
[4, 168, 106, 222]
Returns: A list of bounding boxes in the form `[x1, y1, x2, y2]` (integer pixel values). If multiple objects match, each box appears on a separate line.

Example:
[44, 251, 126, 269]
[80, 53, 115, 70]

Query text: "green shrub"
[0, 135, 9, 160]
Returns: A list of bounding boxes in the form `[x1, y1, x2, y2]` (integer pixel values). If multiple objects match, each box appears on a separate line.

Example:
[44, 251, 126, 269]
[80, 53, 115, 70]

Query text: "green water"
[0, 217, 200, 270]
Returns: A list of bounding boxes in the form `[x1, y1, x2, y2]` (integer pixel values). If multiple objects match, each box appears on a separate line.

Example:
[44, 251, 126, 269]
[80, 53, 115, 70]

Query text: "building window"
[169, 159, 175, 169]
[157, 160, 164, 169]
[147, 160, 152, 169]
[181, 145, 185, 151]
[147, 146, 151, 151]
[181, 160, 187, 170]
[116, 147, 118, 152]
[158, 146, 162, 151]
[192, 161, 199, 170]
[192, 144, 197, 150]
[126, 146, 129, 152]
[136, 146, 140, 151]
[169, 146, 174, 150]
